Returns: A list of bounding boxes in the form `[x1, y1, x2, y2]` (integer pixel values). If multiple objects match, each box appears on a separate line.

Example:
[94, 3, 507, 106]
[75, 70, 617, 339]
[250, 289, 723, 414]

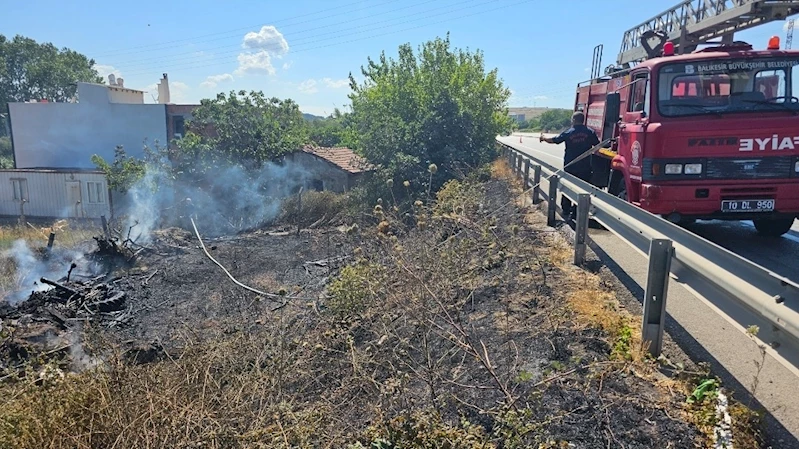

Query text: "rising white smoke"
[3, 239, 100, 305]
[117, 159, 312, 243]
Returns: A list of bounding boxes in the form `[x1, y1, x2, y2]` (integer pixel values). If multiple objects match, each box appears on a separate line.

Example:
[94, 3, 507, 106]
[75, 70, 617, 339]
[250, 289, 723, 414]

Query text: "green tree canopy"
[0, 34, 103, 108]
[0, 136, 12, 168]
[177, 90, 308, 171]
[307, 108, 358, 148]
[536, 109, 573, 132]
[348, 34, 512, 199]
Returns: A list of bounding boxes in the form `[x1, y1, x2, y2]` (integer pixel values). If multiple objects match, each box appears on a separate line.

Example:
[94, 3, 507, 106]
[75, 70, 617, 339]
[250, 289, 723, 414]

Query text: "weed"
[612, 323, 634, 361]
[280, 190, 348, 228]
[326, 261, 385, 318]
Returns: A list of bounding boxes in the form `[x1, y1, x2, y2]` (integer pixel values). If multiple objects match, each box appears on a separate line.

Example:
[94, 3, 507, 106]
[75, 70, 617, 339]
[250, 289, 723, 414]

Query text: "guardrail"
[498, 139, 799, 365]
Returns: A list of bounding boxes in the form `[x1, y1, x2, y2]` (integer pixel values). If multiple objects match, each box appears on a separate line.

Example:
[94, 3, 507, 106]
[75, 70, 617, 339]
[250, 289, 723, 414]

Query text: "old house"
[286, 146, 372, 193]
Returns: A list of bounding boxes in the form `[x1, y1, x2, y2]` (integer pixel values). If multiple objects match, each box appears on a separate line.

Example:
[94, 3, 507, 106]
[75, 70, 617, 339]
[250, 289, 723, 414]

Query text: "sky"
[2, 0, 796, 116]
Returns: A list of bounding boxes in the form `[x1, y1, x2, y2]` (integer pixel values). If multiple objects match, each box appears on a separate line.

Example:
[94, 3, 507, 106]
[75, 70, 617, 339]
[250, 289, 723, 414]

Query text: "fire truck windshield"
[656, 57, 799, 117]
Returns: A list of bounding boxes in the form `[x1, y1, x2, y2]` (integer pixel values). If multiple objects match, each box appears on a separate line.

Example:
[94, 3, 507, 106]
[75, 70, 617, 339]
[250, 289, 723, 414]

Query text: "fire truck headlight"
[795, 161, 799, 173]
[664, 164, 683, 174]
[684, 163, 703, 175]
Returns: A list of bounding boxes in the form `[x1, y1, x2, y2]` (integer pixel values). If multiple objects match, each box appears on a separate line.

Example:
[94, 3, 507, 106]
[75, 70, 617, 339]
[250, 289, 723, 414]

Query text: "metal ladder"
[617, 0, 799, 66]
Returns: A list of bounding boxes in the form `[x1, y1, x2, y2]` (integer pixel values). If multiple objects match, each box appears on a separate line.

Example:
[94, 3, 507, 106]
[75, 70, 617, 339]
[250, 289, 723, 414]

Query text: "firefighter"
[539, 111, 600, 220]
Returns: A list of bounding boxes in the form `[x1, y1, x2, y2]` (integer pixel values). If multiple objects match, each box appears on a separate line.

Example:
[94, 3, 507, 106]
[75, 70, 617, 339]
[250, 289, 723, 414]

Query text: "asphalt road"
[503, 133, 799, 283]
[499, 133, 799, 446]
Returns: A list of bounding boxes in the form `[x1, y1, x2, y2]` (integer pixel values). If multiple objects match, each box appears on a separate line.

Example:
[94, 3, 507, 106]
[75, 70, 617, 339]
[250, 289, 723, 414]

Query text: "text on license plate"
[721, 199, 775, 212]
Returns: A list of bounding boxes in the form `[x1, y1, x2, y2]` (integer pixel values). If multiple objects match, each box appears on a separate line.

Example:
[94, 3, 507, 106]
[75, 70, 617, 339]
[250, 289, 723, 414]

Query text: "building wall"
[107, 87, 145, 104]
[166, 104, 200, 142]
[0, 170, 111, 219]
[9, 101, 167, 169]
[286, 152, 356, 193]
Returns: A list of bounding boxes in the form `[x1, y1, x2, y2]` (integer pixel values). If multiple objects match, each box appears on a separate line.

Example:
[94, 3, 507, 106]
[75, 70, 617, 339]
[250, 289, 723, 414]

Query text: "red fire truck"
[580, 1, 799, 236]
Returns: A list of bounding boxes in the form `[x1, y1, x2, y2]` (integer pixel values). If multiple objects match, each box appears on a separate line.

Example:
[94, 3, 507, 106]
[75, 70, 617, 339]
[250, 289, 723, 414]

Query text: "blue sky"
[2, 0, 795, 116]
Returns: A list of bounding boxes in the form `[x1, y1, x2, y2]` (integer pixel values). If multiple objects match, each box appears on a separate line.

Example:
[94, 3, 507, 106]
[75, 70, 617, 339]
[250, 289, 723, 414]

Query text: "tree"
[0, 136, 12, 168]
[176, 90, 307, 171]
[536, 109, 572, 132]
[308, 108, 358, 148]
[0, 34, 103, 108]
[348, 34, 512, 201]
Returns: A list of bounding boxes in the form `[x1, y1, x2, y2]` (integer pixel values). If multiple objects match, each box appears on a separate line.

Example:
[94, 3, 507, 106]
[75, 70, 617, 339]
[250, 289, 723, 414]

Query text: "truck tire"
[753, 218, 795, 237]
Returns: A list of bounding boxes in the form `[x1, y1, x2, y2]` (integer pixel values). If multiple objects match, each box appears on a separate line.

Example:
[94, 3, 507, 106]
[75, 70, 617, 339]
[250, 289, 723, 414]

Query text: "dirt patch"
[0, 164, 713, 447]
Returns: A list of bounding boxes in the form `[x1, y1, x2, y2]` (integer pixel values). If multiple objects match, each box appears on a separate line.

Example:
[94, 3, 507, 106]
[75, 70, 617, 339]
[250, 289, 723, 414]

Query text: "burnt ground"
[0, 168, 723, 448]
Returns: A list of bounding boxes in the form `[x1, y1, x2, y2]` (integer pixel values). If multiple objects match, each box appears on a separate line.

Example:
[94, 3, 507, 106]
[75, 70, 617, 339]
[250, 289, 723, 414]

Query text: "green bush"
[0, 136, 12, 168]
[327, 262, 385, 318]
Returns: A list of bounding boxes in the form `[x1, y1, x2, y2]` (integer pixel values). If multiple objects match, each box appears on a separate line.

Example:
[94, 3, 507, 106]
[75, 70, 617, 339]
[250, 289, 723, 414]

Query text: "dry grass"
[0, 160, 764, 448]
[0, 220, 99, 249]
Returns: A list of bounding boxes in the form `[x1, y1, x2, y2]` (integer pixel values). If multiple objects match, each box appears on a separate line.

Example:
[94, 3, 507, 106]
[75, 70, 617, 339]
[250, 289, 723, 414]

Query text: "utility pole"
[787, 18, 795, 50]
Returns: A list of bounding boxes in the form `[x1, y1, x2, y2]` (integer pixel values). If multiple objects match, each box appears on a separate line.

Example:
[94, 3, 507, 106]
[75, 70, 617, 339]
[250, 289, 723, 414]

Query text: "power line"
[119, 0, 535, 78]
[108, 0, 477, 71]
[90, 0, 400, 57]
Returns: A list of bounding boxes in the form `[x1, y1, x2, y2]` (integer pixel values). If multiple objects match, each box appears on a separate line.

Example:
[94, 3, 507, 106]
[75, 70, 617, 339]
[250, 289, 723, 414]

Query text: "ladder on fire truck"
[615, 0, 799, 69]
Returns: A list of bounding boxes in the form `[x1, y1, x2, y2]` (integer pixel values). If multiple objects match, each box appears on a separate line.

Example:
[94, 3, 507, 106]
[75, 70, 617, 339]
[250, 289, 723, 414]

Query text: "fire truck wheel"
[752, 218, 795, 237]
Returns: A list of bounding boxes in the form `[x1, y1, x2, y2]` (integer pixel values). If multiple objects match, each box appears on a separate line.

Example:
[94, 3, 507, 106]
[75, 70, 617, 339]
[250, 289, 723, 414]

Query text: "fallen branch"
[39, 277, 81, 299]
[190, 216, 316, 302]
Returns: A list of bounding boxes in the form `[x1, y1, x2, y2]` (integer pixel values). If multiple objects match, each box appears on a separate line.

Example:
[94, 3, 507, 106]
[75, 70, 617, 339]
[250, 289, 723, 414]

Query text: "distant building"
[285, 145, 373, 193]
[2, 74, 196, 221]
[6, 73, 197, 169]
[509, 113, 526, 124]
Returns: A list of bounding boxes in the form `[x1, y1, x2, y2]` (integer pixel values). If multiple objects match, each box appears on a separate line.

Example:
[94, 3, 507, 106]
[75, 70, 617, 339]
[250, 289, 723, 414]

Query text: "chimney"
[157, 73, 171, 104]
[108, 74, 116, 85]
[116, 78, 124, 87]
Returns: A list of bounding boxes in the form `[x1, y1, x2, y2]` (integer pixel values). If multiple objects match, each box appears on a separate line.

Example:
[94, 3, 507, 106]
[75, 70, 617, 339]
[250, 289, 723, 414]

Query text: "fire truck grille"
[705, 157, 793, 180]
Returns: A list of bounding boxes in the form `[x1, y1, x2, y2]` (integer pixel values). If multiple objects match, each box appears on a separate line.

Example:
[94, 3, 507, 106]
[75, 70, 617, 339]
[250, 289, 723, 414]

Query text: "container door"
[66, 181, 84, 217]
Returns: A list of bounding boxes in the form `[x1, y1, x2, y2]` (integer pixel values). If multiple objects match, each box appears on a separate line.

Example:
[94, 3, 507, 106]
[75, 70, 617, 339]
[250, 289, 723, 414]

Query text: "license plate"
[721, 199, 775, 213]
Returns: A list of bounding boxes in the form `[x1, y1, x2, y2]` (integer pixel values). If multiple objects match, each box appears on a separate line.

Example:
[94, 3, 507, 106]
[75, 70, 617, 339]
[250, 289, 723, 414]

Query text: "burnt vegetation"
[0, 160, 750, 448]
[0, 35, 770, 449]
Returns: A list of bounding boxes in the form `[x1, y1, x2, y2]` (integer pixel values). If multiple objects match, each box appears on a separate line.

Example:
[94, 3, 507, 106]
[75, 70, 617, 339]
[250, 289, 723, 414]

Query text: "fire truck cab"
[578, 37, 799, 236]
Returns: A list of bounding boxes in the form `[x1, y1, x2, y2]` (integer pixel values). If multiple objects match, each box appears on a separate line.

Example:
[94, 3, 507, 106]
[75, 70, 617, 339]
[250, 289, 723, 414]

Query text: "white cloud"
[170, 81, 190, 103]
[235, 51, 276, 75]
[298, 79, 318, 94]
[322, 77, 349, 89]
[242, 25, 289, 55]
[534, 95, 548, 100]
[282, 61, 293, 70]
[200, 73, 234, 88]
[94, 64, 122, 81]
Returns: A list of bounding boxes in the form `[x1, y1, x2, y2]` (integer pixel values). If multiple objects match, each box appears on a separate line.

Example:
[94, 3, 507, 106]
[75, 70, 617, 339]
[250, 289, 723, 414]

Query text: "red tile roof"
[301, 145, 373, 174]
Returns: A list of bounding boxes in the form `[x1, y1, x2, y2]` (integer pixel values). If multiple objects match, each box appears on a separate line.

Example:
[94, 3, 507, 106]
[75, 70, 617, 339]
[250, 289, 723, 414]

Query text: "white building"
[8, 76, 168, 169]
[0, 169, 111, 219]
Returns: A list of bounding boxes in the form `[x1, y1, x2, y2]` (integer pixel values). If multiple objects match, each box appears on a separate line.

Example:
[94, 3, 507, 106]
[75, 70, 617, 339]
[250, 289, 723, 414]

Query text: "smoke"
[118, 159, 313, 243]
[67, 328, 102, 372]
[3, 239, 102, 305]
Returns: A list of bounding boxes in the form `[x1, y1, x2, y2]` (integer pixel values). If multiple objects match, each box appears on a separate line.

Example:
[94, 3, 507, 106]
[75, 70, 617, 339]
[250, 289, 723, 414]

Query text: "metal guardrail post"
[642, 239, 673, 357]
[532, 165, 542, 204]
[574, 194, 590, 265]
[547, 175, 559, 227]
[517, 154, 523, 173]
[523, 159, 530, 189]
